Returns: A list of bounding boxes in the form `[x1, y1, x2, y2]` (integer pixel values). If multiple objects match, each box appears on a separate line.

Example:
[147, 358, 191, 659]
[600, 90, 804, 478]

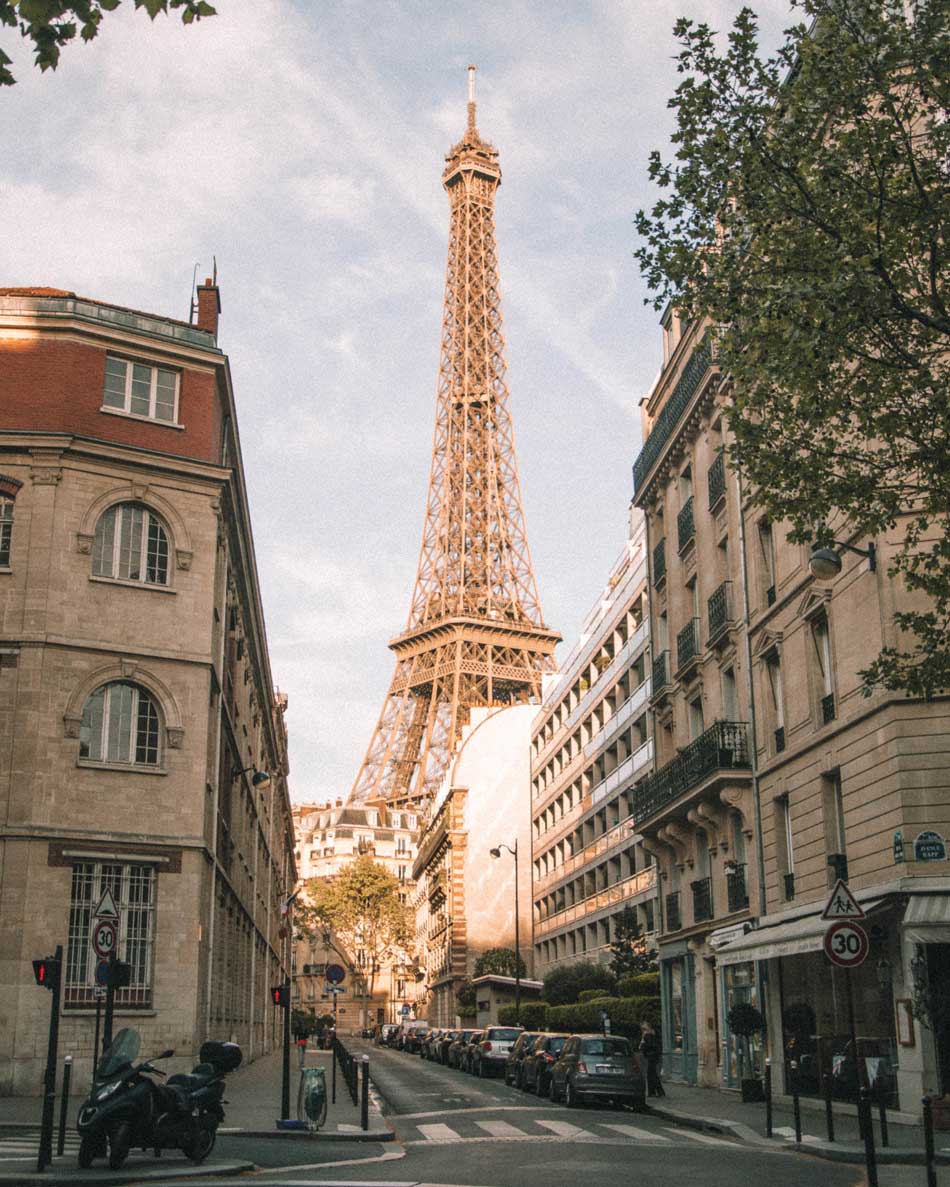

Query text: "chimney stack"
[196, 276, 221, 339]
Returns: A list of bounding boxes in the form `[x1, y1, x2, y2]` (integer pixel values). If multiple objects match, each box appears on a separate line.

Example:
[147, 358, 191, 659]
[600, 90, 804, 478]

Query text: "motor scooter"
[76, 1028, 241, 1169]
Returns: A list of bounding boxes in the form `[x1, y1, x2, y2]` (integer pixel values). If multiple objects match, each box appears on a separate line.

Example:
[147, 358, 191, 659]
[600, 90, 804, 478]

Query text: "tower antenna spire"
[467, 63, 477, 131]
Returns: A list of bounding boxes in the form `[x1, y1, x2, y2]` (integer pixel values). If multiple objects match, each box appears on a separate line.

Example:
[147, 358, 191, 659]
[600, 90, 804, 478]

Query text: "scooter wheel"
[108, 1122, 132, 1170]
[77, 1137, 96, 1169]
[184, 1127, 216, 1164]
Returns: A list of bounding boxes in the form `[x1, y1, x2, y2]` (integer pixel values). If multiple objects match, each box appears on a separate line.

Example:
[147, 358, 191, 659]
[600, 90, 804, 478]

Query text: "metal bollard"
[360, 1055, 369, 1132]
[923, 1096, 937, 1187]
[823, 1072, 835, 1142]
[331, 1039, 337, 1105]
[790, 1061, 802, 1143]
[859, 1088, 878, 1187]
[56, 1056, 72, 1157]
[877, 1089, 888, 1148]
[764, 1058, 772, 1138]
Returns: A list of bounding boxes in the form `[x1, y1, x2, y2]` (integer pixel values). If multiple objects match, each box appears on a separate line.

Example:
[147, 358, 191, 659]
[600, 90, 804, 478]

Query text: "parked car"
[377, 1024, 399, 1046]
[421, 1029, 442, 1060]
[504, 1032, 542, 1087]
[548, 1034, 645, 1110]
[461, 1031, 484, 1073]
[521, 1033, 569, 1096]
[397, 1020, 430, 1052]
[472, 1026, 522, 1078]
[437, 1029, 459, 1064]
[406, 1026, 431, 1055]
[447, 1030, 477, 1069]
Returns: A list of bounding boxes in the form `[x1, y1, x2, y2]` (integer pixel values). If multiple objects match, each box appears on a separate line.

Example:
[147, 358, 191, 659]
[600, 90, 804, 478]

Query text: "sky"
[1, 0, 792, 804]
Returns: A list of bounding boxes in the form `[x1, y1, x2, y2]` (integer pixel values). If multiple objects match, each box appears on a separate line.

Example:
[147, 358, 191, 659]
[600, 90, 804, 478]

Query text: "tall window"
[777, 794, 795, 899]
[688, 694, 705, 739]
[80, 682, 161, 766]
[92, 503, 169, 585]
[765, 652, 786, 752]
[65, 861, 155, 1008]
[0, 497, 12, 567]
[102, 356, 178, 423]
[721, 666, 738, 721]
[758, 520, 776, 605]
[823, 770, 847, 878]
[811, 615, 835, 720]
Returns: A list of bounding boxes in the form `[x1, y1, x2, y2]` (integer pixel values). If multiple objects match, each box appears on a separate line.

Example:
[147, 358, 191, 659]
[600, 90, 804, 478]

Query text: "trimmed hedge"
[577, 989, 613, 1003]
[617, 973, 660, 998]
[498, 995, 661, 1041]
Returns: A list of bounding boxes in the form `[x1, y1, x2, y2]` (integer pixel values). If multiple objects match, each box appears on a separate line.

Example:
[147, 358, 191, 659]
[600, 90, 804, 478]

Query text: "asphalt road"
[152, 1041, 930, 1187]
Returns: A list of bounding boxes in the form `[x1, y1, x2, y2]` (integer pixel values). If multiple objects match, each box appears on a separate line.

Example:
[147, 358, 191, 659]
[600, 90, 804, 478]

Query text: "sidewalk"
[648, 1080, 950, 1167]
[0, 1042, 391, 1185]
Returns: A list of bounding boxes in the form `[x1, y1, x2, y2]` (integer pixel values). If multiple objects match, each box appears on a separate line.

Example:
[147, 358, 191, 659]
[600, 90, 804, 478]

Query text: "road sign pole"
[102, 953, 116, 1051]
[36, 945, 63, 1173]
[92, 995, 102, 1081]
[281, 981, 291, 1121]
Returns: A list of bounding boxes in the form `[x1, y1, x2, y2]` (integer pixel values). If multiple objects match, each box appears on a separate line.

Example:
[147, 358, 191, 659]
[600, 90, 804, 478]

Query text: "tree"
[636, 0, 950, 697]
[542, 960, 616, 1007]
[473, 947, 526, 979]
[297, 856, 413, 1029]
[0, 0, 215, 86]
[607, 907, 657, 977]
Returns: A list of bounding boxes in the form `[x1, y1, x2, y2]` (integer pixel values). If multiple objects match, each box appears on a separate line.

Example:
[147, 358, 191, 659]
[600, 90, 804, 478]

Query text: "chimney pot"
[196, 278, 221, 340]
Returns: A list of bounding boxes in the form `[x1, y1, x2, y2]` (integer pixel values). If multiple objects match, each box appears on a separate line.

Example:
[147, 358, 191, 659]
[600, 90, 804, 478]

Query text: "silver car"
[549, 1034, 646, 1109]
[472, 1026, 523, 1078]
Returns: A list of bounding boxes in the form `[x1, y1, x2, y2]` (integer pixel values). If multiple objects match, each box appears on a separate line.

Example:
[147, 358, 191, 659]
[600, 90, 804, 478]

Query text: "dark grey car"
[549, 1034, 645, 1109]
[521, 1032, 569, 1095]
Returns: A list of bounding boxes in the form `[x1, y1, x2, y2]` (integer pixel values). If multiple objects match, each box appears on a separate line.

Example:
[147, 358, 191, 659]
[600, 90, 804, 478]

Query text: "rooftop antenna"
[188, 263, 198, 324]
[212, 255, 218, 286]
[467, 64, 476, 131]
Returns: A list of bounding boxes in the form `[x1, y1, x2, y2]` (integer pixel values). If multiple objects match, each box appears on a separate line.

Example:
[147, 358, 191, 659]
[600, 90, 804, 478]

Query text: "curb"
[645, 1104, 950, 1167]
[0, 1159, 254, 1185]
[220, 1126, 394, 1142]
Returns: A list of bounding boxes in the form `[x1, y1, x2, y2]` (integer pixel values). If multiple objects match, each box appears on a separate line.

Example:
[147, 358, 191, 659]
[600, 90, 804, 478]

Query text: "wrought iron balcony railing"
[652, 650, 671, 696]
[691, 877, 713, 922]
[726, 863, 749, 912]
[676, 617, 701, 673]
[707, 581, 732, 644]
[632, 341, 713, 494]
[653, 538, 666, 585]
[677, 496, 695, 553]
[633, 721, 751, 824]
[665, 891, 681, 932]
[707, 452, 726, 509]
[822, 692, 836, 723]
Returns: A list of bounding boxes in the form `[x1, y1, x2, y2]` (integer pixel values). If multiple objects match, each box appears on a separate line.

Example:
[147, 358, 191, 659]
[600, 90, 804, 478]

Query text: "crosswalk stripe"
[417, 1123, 461, 1142]
[474, 1119, 526, 1138]
[662, 1127, 735, 1146]
[600, 1123, 668, 1142]
[534, 1119, 595, 1138]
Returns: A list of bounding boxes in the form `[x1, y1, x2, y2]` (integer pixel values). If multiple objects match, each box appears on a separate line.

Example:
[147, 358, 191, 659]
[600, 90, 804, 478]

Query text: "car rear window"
[547, 1036, 567, 1053]
[487, 1028, 521, 1041]
[580, 1038, 631, 1056]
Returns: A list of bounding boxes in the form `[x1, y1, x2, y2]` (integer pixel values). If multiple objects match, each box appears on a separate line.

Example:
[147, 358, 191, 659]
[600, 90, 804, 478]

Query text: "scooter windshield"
[98, 1028, 141, 1079]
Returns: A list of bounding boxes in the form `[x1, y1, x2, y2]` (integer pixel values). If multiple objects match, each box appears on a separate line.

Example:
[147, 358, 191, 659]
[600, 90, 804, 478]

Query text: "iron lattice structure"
[350, 70, 559, 811]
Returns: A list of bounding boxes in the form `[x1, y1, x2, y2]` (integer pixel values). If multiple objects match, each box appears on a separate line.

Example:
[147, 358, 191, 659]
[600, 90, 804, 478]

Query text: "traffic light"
[271, 984, 289, 1009]
[107, 960, 132, 990]
[32, 956, 61, 991]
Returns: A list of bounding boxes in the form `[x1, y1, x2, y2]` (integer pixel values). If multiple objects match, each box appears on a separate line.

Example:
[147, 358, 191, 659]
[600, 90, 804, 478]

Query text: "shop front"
[659, 940, 697, 1084]
[720, 960, 765, 1092]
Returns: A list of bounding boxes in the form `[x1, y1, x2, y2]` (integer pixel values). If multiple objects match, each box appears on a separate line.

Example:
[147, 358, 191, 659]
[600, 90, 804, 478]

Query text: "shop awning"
[716, 895, 891, 966]
[904, 894, 950, 944]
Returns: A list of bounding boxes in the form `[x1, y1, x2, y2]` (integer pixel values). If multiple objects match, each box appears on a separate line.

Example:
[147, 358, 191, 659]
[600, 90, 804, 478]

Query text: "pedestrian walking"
[639, 1020, 665, 1098]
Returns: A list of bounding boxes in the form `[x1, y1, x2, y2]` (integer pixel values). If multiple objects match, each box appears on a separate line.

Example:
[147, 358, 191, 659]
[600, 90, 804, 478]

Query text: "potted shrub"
[727, 1001, 766, 1102]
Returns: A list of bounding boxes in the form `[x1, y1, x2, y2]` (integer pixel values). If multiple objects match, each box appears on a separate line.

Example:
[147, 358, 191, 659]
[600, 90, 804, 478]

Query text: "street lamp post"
[489, 841, 520, 1023]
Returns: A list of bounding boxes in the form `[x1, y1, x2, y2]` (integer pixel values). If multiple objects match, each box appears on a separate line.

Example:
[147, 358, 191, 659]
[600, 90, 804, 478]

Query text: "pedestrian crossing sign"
[820, 878, 865, 920]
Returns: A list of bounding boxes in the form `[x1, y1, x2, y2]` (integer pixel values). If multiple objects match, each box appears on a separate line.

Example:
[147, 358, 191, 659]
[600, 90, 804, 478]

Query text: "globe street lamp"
[808, 540, 877, 580]
[489, 840, 520, 1022]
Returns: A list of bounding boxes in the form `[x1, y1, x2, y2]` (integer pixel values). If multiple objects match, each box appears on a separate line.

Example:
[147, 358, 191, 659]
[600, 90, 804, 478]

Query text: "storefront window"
[723, 962, 761, 1086]
[670, 961, 684, 1052]
[779, 924, 899, 1107]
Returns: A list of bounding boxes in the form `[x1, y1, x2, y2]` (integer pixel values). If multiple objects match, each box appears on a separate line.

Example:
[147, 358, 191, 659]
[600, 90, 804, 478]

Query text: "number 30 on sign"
[823, 920, 869, 968]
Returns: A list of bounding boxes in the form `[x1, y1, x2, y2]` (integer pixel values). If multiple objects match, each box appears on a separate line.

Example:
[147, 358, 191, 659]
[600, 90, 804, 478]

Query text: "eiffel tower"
[350, 67, 560, 810]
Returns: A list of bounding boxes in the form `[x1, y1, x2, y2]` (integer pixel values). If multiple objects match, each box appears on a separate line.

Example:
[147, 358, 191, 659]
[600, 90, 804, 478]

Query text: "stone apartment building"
[632, 307, 950, 1114]
[0, 285, 295, 1094]
[531, 510, 658, 977]
[291, 800, 423, 1028]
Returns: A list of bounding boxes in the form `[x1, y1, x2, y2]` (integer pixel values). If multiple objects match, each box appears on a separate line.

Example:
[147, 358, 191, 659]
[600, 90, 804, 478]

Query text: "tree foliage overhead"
[473, 947, 527, 979]
[297, 855, 413, 990]
[0, 0, 215, 86]
[636, 0, 950, 697]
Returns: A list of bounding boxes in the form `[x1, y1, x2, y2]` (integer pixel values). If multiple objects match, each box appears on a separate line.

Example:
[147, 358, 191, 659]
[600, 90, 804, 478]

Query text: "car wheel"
[504, 1068, 512, 1086]
[479, 1059, 488, 1078]
[548, 1075, 560, 1103]
[516, 1065, 524, 1089]
[565, 1078, 582, 1109]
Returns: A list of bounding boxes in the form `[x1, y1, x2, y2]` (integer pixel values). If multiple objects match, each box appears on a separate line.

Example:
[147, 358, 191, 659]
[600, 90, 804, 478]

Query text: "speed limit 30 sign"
[823, 919, 869, 967]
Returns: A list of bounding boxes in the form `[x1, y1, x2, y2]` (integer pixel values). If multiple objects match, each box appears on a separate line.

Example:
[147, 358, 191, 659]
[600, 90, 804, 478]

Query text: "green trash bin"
[298, 1065, 327, 1131]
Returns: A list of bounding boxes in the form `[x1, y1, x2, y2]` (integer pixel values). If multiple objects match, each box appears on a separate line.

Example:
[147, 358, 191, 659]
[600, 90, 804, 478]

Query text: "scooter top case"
[198, 1041, 242, 1074]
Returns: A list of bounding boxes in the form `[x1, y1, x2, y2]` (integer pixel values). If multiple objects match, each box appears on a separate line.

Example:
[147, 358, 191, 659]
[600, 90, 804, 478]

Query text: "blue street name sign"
[914, 831, 947, 862]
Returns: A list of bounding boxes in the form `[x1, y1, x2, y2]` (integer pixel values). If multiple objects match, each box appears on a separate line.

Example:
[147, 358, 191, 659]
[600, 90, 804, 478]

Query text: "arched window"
[92, 503, 169, 585]
[80, 682, 161, 765]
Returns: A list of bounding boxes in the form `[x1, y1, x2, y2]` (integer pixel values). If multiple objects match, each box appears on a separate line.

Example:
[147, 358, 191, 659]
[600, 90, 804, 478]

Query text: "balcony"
[665, 891, 682, 932]
[822, 692, 836, 723]
[691, 877, 713, 922]
[726, 863, 749, 912]
[633, 721, 751, 825]
[676, 618, 701, 675]
[632, 339, 714, 495]
[677, 496, 695, 554]
[707, 581, 733, 645]
[653, 538, 667, 586]
[534, 866, 658, 938]
[652, 650, 671, 698]
[707, 452, 726, 510]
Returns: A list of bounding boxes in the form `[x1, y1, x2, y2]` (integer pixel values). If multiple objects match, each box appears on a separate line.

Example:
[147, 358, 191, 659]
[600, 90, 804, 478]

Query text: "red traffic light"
[33, 957, 61, 990]
[271, 984, 289, 1008]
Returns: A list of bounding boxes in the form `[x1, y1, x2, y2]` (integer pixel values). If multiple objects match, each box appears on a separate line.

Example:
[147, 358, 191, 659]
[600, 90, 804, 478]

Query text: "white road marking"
[600, 1122, 669, 1141]
[417, 1122, 462, 1142]
[474, 1119, 526, 1138]
[534, 1118, 596, 1138]
[662, 1126, 736, 1146]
